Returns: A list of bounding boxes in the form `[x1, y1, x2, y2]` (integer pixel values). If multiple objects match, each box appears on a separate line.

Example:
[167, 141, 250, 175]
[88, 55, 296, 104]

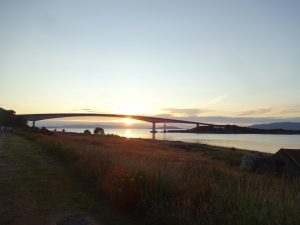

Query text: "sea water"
[49, 128, 300, 153]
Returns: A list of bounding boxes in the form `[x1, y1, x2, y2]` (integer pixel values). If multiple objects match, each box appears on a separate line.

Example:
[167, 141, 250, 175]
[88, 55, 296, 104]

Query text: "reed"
[30, 132, 300, 225]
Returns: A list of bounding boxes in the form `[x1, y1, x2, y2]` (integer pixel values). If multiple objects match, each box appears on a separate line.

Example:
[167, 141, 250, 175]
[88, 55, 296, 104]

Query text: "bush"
[94, 127, 105, 135]
[83, 129, 91, 134]
[0, 107, 28, 127]
[40, 127, 52, 135]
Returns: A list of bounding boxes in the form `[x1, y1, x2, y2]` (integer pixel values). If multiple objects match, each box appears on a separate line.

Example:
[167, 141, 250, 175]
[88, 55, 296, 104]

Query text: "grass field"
[0, 134, 119, 225]
[17, 131, 300, 225]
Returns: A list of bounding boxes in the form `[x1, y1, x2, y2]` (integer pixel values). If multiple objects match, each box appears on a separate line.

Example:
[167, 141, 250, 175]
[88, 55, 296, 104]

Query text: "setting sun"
[123, 118, 135, 125]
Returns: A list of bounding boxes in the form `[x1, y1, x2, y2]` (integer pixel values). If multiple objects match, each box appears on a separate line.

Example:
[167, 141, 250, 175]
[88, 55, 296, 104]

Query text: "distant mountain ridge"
[249, 122, 300, 131]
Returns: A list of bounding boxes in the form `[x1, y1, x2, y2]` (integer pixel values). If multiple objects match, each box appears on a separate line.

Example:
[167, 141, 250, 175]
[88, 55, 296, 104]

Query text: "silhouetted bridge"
[18, 113, 215, 137]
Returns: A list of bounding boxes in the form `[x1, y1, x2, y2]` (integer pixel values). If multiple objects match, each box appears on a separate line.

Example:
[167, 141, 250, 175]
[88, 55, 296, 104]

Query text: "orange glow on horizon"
[123, 118, 136, 125]
[113, 105, 146, 115]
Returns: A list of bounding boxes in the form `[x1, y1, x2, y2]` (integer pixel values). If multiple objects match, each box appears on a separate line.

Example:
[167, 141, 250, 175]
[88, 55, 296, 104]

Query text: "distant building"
[269, 149, 300, 176]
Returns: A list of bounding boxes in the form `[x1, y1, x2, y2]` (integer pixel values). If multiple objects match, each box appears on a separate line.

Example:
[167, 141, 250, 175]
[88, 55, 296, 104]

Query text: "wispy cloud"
[161, 94, 227, 117]
[237, 105, 300, 117]
[72, 108, 99, 113]
[237, 107, 272, 116]
[83, 109, 96, 112]
[163, 108, 203, 116]
[277, 105, 300, 116]
[81, 108, 92, 111]
[202, 94, 227, 107]
[154, 113, 174, 118]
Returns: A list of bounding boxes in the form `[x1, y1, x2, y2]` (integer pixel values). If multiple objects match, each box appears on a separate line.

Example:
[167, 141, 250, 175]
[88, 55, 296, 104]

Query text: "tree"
[40, 127, 52, 135]
[0, 108, 27, 127]
[83, 129, 91, 134]
[94, 127, 105, 135]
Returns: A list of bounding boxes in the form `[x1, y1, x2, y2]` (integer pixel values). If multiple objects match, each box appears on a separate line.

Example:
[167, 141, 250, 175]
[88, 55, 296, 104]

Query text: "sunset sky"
[1, 0, 300, 125]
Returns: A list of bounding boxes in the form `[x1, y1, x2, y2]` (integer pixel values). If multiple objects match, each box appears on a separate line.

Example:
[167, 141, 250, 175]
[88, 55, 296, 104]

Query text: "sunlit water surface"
[50, 128, 300, 153]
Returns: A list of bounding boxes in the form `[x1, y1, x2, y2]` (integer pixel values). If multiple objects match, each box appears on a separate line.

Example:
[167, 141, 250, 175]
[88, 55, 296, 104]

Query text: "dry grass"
[27, 132, 300, 225]
[0, 134, 109, 225]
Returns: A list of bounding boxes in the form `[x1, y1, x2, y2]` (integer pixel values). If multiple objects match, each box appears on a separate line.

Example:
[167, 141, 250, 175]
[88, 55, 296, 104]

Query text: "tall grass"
[28, 132, 300, 225]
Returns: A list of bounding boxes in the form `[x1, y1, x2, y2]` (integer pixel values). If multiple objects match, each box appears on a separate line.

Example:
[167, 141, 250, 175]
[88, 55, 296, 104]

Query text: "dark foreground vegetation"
[7, 129, 299, 225]
[0, 107, 27, 130]
[0, 134, 113, 225]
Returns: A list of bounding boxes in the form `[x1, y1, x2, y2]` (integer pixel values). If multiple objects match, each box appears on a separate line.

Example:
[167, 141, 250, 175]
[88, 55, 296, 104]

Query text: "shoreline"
[60, 130, 271, 155]
[50, 130, 300, 154]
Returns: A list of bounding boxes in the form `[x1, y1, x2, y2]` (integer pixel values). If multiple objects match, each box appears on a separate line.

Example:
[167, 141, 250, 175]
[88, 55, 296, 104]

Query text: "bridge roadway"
[18, 113, 216, 137]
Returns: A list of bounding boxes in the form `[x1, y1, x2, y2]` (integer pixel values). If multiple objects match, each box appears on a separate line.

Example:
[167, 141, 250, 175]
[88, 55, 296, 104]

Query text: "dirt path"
[0, 134, 104, 225]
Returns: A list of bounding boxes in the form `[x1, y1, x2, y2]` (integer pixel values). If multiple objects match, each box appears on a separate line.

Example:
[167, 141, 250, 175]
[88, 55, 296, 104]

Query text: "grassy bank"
[20, 132, 300, 225]
[0, 134, 120, 225]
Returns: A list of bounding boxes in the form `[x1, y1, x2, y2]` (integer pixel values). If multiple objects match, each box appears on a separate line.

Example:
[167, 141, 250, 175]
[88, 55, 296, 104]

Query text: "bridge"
[18, 113, 216, 138]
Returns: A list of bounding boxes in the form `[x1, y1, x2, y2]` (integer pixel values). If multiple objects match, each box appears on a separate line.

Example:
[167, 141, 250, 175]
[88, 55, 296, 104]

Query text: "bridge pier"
[151, 122, 157, 140]
[197, 123, 200, 127]
[151, 122, 157, 133]
[163, 123, 166, 133]
[152, 132, 155, 140]
[32, 121, 36, 127]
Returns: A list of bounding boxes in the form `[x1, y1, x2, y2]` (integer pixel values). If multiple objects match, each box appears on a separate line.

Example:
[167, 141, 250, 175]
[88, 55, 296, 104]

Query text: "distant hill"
[249, 122, 300, 131]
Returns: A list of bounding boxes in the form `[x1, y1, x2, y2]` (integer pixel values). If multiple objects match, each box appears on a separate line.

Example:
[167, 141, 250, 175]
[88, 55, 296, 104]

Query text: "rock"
[240, 152, 265, 170]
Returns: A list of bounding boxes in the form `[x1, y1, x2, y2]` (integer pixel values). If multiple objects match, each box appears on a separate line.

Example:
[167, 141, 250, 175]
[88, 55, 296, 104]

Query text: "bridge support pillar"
[151, 122, 156, 140]
[163, 123, 166, 133]
[197, 123, 200, 127]
[32, 121, 36, 127]
[151, 122, 156, 133]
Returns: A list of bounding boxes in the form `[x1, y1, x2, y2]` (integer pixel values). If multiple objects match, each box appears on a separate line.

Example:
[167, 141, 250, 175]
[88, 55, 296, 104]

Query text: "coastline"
[46, 128, 300, 154]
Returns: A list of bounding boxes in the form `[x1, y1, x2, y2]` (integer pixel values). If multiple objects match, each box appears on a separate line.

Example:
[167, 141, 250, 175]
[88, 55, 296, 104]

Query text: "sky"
[1, 0, 300, 126]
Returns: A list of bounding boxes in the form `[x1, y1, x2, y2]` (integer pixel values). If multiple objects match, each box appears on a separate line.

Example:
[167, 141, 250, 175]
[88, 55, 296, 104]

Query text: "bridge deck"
[18, 113, 214, 126]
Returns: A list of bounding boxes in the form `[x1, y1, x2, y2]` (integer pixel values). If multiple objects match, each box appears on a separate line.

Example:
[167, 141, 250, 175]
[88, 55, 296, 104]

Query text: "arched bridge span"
[18, 113, 215, 136]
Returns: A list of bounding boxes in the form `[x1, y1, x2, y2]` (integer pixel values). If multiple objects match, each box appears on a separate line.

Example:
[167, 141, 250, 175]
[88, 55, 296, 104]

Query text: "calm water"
[50, 128, 300, 153]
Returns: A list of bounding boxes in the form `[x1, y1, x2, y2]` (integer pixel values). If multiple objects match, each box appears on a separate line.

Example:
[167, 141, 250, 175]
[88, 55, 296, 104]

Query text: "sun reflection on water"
[125, 129, 132, 138]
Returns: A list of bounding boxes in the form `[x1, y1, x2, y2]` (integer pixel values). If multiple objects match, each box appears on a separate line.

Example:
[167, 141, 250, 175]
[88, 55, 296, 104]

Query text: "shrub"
[94, 127, 105, 135]
[83, 129, 91, 134]
[40, 127, 52, 135]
